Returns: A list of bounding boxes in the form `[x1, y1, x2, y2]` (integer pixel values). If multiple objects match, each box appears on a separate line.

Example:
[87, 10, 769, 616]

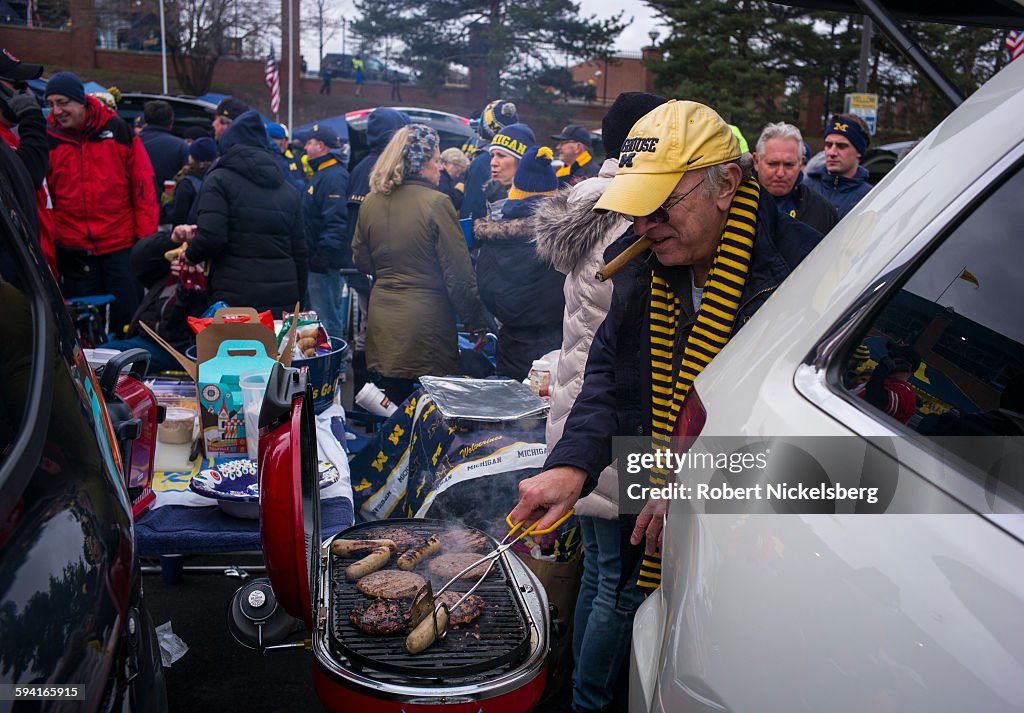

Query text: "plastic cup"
[240, 371, 270, 461]
[160, 554, 185, 585]
[355, 382, 398, 417]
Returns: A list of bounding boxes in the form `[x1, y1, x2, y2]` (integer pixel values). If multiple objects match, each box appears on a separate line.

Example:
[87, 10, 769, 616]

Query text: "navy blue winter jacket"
[804, 164, 872, 220]
[304, 151, 350, 272]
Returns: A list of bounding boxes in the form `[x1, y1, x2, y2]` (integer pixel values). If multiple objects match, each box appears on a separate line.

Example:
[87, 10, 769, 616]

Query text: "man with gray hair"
[753, 121, 837, 235]
[509, 100, 824, 585]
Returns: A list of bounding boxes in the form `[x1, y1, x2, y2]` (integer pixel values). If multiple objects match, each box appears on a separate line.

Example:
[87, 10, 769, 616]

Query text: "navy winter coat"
[804, 165, 872, 220]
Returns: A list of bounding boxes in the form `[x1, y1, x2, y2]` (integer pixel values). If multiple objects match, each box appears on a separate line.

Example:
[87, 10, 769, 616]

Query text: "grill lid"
[259, 364, 321, 629]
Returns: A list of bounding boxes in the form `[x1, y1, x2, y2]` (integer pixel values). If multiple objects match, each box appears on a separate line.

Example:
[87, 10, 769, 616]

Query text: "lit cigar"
[595, 234, 652, 282]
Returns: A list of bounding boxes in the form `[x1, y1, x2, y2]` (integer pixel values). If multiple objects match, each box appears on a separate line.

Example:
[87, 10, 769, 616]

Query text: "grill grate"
[329, 519, 532, 680]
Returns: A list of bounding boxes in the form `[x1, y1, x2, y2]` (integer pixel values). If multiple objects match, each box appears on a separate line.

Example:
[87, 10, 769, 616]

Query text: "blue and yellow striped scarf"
[638, 178, 760, 591]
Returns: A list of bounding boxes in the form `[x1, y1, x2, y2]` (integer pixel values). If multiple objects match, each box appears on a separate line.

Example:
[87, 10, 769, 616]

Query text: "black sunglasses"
[635, 177, 705, 223]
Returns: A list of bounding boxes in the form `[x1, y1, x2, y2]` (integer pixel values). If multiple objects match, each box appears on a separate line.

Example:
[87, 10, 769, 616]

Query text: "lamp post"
[158, 0, 168, 94]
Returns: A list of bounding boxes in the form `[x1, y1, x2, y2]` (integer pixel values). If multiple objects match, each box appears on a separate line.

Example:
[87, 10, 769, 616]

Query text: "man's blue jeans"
[572, 516, 645, 713]
[307, 271, 348, 342]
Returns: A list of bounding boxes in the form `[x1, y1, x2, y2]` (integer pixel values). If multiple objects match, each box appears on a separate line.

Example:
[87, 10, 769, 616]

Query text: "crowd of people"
[1, 49, 888, 713]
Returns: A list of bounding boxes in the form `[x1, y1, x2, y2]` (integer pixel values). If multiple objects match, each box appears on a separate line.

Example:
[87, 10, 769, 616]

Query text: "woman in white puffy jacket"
[531, 91, 666, 713]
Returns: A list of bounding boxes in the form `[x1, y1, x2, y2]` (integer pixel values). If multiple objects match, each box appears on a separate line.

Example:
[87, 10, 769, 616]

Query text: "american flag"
[265, 47, 281, 114]
[1007, 30, 1024, 64]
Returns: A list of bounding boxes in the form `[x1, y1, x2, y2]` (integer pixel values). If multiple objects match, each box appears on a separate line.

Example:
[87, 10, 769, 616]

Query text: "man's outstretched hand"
[630, 496, 668, 555]
[508, 465, 587, 533]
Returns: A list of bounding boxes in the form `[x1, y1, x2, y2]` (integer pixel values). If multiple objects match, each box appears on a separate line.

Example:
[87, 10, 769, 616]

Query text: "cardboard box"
[141, 307, 297, 460]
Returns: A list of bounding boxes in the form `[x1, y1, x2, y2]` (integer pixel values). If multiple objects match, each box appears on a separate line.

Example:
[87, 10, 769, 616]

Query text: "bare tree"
[302, 0, 343, 68]
[101, 0, 279, 95]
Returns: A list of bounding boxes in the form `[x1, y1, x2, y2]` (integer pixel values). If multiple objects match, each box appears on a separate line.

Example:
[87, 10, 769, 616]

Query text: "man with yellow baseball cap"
[509, 99, 824, 580]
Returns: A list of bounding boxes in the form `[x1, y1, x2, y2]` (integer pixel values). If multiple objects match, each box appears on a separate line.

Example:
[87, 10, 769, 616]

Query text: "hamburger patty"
[349, 599, 409, 635]
[435, 591, 486, 626]
[367, 527, 423, 553]
[440, 529, 491, 553]
[427, 553, 492, 581]
[356, 570, 426, 599]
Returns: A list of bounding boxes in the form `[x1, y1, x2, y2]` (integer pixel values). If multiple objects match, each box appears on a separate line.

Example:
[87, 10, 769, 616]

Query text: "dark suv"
[320, 54, 412, 83]
[116, 92, 215, 138]
[344, 106, 475, 167]
[0, 174, 167, 707]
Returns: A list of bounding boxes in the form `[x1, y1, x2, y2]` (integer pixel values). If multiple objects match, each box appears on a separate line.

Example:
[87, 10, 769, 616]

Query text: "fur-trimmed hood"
[472, 215, 533, 243]
[532, 187, 627, 274]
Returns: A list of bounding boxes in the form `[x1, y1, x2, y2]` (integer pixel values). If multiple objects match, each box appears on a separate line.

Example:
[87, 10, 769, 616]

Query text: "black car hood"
[770, 0, 1024, 28]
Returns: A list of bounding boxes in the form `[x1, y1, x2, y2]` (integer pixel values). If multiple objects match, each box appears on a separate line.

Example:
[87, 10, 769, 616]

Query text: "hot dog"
[331, 538, 397, 557]
[345, 546, 392, 581]
[405, 605, 449, 654]
[396, 534, 442, 571]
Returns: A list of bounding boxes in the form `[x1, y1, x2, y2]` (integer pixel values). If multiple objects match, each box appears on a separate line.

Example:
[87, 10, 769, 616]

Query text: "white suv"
[631, 40, 1024, 713]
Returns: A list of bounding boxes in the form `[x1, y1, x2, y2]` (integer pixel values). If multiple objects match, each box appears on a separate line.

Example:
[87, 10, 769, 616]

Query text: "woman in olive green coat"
[353, 124, 490, 403]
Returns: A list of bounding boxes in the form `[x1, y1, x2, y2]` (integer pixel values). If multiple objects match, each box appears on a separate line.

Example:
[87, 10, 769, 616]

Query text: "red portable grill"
[98, 348, 162, 517]
[235, 364, 550, 712]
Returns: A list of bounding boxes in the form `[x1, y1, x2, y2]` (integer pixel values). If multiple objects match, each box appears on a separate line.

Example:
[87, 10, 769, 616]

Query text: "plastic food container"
[159, 406, 198, 444]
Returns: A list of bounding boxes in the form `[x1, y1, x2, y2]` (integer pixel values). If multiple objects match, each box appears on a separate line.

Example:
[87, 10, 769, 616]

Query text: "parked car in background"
[344, 106, 474, 168]
[805, 139, 920, 186]
[0, 172, 168, 709]
[630, 26, 1024, 713]
[116, 92, 215, 138]
[320, 54, 413, 83]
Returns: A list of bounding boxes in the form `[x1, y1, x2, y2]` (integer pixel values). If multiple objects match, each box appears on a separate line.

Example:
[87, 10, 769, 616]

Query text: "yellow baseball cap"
[594, 100, 740, 217]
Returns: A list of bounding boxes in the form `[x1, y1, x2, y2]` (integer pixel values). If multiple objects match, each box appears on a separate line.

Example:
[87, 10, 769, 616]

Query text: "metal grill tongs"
[405, 508, 574, 653]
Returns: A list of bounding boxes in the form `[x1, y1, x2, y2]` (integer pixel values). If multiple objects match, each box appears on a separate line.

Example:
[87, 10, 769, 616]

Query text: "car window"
[838, 162, 1024, 500]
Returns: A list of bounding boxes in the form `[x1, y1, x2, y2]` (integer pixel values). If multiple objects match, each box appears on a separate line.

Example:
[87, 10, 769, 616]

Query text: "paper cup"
[355, 382, 397, 417]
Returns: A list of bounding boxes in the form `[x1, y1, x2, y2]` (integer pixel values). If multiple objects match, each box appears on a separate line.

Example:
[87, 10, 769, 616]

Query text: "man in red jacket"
[45, 71, 158, 333]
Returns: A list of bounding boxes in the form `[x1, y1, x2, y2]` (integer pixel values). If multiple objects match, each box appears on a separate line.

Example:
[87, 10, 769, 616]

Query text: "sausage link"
[345, 546, 392, 581]
[397, 534, 442, 571]
[331, 538, 397, 557]
[405, 606, 450, 654]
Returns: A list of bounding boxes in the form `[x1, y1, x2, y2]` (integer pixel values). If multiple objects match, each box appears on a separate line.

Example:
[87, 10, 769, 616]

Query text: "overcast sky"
[578, 0, 665, 52]
[313, 0, 666, 66]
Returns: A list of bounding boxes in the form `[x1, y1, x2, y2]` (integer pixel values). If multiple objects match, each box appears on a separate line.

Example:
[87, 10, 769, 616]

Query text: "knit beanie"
[266, 122, 287, 140]
[824, 114, 869, 157]
[189, 137, 218, 162]
[402, 123, 440, 176]
[601, 92, 667, 159]
[479, 99, 518, 141]
[488, 123, 535, 160]
[507, 146, 557, 201]
[45, 71, 86, 105]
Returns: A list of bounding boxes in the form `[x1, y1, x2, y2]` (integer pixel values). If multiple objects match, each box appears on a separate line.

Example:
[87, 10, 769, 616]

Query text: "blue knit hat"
[507, 146, 557, 202]
[45, 71, 86, 105]
[266, 122, 287, 140]
[479, 99, 518, 141]
[824, 114, 869, 157]
[189, 137, 217, 162]
[488, 122, 535, 160]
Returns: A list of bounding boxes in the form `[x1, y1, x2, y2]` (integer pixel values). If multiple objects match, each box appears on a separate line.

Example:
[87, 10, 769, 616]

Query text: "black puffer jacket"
[185, 111, 307, 315]
[474, 196, 565, 380]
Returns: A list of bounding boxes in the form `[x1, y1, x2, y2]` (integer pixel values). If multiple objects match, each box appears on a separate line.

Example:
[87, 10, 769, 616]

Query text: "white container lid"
[531, 360, 550, 369]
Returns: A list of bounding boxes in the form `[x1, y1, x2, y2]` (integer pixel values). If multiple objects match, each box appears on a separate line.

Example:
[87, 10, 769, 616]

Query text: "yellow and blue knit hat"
[507, 146, 557, 202]
[479, 99, 518, 141]
[488, 122, 535, 160]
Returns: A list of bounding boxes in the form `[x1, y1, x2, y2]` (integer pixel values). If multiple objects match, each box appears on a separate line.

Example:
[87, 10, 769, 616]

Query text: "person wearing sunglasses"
[509, 100, 824, 600]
